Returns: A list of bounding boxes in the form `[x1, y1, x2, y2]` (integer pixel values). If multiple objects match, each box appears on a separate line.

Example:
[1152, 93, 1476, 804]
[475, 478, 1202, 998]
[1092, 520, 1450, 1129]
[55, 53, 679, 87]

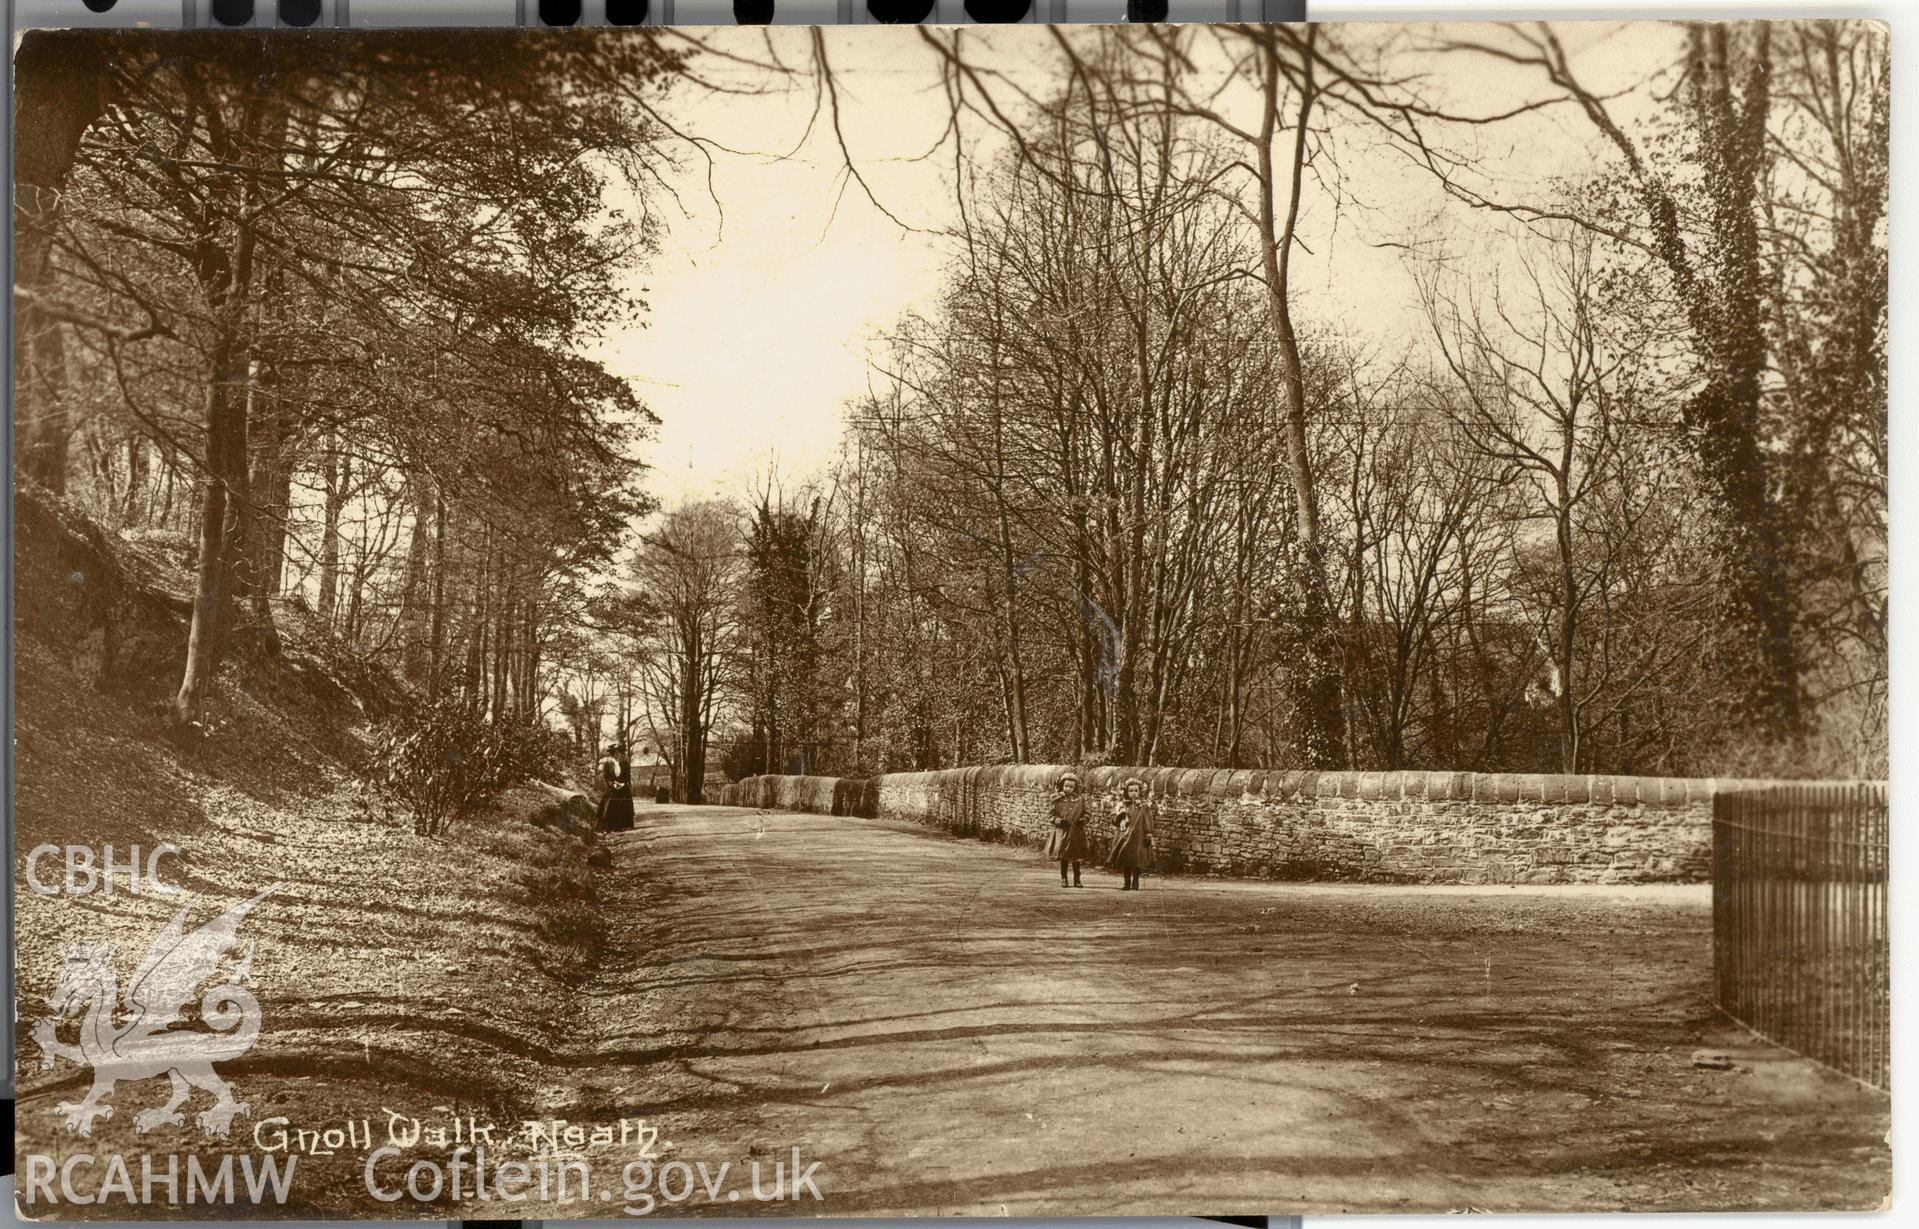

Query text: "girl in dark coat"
[597, 744, 635, 832]
[1108, 777, 1155, 891]
[1045, 773, 1092, 888]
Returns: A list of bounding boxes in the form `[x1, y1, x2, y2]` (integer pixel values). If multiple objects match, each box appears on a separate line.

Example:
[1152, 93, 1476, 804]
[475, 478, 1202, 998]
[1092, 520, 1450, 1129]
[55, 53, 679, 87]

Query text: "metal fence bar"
[1712, 782, 1888, 1090]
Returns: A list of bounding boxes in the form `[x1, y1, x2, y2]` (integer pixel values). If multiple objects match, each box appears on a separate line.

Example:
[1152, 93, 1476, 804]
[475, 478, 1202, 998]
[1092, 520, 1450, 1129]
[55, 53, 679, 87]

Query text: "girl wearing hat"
[1108, 778, 1155, 890]
[1046, 773, 1092, 888]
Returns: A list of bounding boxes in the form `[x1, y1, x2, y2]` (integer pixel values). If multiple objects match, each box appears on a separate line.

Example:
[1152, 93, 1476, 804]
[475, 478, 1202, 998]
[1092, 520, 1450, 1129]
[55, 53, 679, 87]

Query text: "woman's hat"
[1059, 772, 1080, 786]
[1122, 776, 1147, 791]
[603, 744, 619, 756]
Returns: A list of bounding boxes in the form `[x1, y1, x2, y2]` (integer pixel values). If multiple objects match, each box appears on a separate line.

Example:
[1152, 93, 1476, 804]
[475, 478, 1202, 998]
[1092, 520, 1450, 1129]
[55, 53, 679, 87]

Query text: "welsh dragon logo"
[31, 886, 279, 1139]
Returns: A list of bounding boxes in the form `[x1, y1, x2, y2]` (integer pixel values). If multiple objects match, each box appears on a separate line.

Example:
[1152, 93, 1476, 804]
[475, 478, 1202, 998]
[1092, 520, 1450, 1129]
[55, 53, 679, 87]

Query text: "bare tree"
[631, 502, 741, 804]
[1419, 229, 1658, 771]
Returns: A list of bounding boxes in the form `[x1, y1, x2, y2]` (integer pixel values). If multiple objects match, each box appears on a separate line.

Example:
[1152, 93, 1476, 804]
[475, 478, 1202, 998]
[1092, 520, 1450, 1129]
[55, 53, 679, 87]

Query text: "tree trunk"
[428, 490, 448, 694]
[398, 477, 434, 681]
[1554, 485, 1582, 774]
[1681, 24, 1801, 734]
[172, 73, 272, 725]
[464, 536, 490, 708]
[992, 503, 1030, 763]
[491, 565, 512, 721]
[520, 604, 542, 720]
[236, 363, 289, 652]
[122, 437, 149, 526]
[681, 618, 706, 804]
[1073, 516, 1102, 757]
[156, 446, 179, 527]
[1256, 29, 1345, 769]
[12, 31, 116, 494]
[318, 445, 347, 628]
[345, 547, 367, 648]
[172, 336, 251, 725]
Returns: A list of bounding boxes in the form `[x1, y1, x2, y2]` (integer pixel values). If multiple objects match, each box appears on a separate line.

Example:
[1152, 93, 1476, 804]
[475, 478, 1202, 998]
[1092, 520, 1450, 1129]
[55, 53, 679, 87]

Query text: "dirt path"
[528, 803, 1887, 1217]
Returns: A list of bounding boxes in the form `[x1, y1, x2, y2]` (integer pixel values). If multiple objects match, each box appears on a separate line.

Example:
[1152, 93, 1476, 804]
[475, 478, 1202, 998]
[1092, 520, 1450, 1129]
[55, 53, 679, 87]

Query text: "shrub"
[369, 698, 565, 836]
[719, 731, 766, 783]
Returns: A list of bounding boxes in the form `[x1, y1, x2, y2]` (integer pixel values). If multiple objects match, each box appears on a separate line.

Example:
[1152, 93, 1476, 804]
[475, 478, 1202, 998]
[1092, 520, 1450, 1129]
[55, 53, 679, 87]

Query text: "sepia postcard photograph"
[8, 16, 1891, 1219]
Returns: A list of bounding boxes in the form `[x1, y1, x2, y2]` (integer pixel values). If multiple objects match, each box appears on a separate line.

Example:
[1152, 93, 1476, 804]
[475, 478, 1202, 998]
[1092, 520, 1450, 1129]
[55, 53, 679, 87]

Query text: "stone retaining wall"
[718, 764, 1808, 884]
[721, 773, 876, 818]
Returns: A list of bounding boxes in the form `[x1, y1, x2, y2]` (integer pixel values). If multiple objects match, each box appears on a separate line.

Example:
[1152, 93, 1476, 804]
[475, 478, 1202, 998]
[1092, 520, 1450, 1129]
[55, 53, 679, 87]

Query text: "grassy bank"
[11, 489, 605, 1217]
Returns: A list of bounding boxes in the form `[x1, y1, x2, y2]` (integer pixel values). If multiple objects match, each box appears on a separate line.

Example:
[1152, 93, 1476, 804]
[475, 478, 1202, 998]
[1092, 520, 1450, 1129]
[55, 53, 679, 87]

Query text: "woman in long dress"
[1046, 773, 1092, 888]
[597, 743, 635, 832]
[1107, 777, 1155, 891]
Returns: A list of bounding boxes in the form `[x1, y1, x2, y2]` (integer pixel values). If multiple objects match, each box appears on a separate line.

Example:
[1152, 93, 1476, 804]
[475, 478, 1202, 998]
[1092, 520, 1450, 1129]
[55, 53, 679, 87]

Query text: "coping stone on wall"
[1269, 770, 1312, 800]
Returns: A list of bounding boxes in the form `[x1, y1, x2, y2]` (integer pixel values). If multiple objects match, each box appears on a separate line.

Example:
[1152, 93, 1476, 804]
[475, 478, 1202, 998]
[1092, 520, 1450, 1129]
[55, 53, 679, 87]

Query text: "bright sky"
[589, 21, 1684, 510]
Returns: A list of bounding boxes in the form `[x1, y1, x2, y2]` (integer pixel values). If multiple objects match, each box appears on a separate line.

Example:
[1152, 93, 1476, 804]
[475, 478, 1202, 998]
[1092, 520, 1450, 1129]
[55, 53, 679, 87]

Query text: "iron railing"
[1713, 782, 1889, 1090]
